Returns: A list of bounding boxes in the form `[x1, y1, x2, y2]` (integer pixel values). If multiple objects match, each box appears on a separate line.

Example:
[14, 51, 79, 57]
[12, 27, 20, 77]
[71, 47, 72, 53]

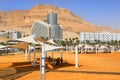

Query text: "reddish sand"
[0, 51, 120, 80]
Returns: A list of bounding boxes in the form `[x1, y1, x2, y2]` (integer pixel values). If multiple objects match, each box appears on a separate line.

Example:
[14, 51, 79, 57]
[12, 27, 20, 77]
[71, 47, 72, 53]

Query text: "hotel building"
[32, 12, 63, 40]
[80, 32, 120, 42]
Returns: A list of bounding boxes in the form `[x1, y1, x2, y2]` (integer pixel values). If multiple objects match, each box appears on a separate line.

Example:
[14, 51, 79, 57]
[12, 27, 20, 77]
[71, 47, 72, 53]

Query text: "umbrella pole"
[25, 49, 28, 60]
[52, 50, 54, 65]
[33, 44, 36, 66]
[75, 46, 78, 68]
[28, 49, 30, 62]
[66, 45, 68, 54]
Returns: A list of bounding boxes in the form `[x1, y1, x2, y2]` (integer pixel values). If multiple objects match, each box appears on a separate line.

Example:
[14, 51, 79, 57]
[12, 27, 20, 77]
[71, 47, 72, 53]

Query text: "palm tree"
[111, 40, 114, 45]
[60, 40, 66, 46]
[114, 40, 118, 46]
[86, 40, 90, 44]
[65, 38, 69, 46]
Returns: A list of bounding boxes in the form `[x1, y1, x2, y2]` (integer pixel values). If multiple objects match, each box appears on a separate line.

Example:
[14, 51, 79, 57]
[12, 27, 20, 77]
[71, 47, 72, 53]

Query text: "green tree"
[60, 40, 66, 46]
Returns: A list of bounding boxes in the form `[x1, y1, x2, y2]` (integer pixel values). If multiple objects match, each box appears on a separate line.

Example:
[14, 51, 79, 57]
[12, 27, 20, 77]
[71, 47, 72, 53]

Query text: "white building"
[32, 20, 50, 39]
[32, 12, 63, 40]
[0, 31, 8, 37]
[80, 32, 120, 42]
[0, 30, 22, 39]
[7, 30, 22, 39]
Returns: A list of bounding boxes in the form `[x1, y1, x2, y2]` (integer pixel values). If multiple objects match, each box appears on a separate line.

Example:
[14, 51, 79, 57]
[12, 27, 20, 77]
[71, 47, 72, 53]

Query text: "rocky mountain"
[0, 4, 120, 37]
[63, 31, 79, 39]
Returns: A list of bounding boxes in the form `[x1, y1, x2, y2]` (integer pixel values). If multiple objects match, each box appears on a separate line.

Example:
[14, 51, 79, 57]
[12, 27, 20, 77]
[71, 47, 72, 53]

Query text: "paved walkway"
[50, 69, 120, 75]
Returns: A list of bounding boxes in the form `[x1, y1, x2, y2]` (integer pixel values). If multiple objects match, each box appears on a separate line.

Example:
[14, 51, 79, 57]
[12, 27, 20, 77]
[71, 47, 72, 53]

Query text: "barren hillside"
[0, 4, 120, 37]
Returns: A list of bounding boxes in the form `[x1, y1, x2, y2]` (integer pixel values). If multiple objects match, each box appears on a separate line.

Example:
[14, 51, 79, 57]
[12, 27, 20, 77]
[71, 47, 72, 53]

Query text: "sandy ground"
[0, 51, 120, 80]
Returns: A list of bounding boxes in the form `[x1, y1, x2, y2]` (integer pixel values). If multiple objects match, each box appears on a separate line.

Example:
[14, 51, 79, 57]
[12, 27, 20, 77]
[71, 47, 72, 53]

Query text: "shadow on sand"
[0, 61, 40, 79]
[0, 58, 78, 79]
[52, 62, 82, 70]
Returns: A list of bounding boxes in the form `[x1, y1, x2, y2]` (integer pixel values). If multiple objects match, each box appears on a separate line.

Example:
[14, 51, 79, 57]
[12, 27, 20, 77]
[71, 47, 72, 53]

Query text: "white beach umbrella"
[78, 44, 83, 47]
[15, 35, 38, 64]
[37, 40, 63, 51]
[16, 35, 38, 44]
[100, 45, 107, 49]
[47, 39, 58, 45]
[0, 45, 7, 49]
[84, 45, 94, 49]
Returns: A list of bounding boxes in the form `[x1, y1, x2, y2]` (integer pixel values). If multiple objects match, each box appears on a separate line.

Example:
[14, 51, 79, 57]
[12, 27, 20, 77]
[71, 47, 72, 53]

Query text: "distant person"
[60, 57, 63, 64]
[48, 56, 52, 61]
[56, 57, 60, 65]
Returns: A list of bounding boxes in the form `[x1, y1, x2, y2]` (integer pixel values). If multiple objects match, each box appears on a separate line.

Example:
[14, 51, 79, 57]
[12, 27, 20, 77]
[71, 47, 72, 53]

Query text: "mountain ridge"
[0, 4, 120, 37]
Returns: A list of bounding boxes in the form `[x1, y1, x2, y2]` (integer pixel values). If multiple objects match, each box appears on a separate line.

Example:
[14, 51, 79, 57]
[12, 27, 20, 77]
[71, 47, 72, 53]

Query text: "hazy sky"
[0, 0, 120, 29]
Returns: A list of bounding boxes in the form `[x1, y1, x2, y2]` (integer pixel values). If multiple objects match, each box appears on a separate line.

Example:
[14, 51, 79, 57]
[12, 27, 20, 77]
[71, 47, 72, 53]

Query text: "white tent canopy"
[95, 44, 99, 47]
[78, 44, 86, 48]
[9, 35, 78, 75]
[0, 45, 7, 49]
[78, 44, 83, 47]
[16, 35, 63, 51]
[84, 45, 94, 49]
[37, 41, 63, 51]
[16, 35, 38, 44]
[47, 39, 58, 45]
[100, 45, 107, 49]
